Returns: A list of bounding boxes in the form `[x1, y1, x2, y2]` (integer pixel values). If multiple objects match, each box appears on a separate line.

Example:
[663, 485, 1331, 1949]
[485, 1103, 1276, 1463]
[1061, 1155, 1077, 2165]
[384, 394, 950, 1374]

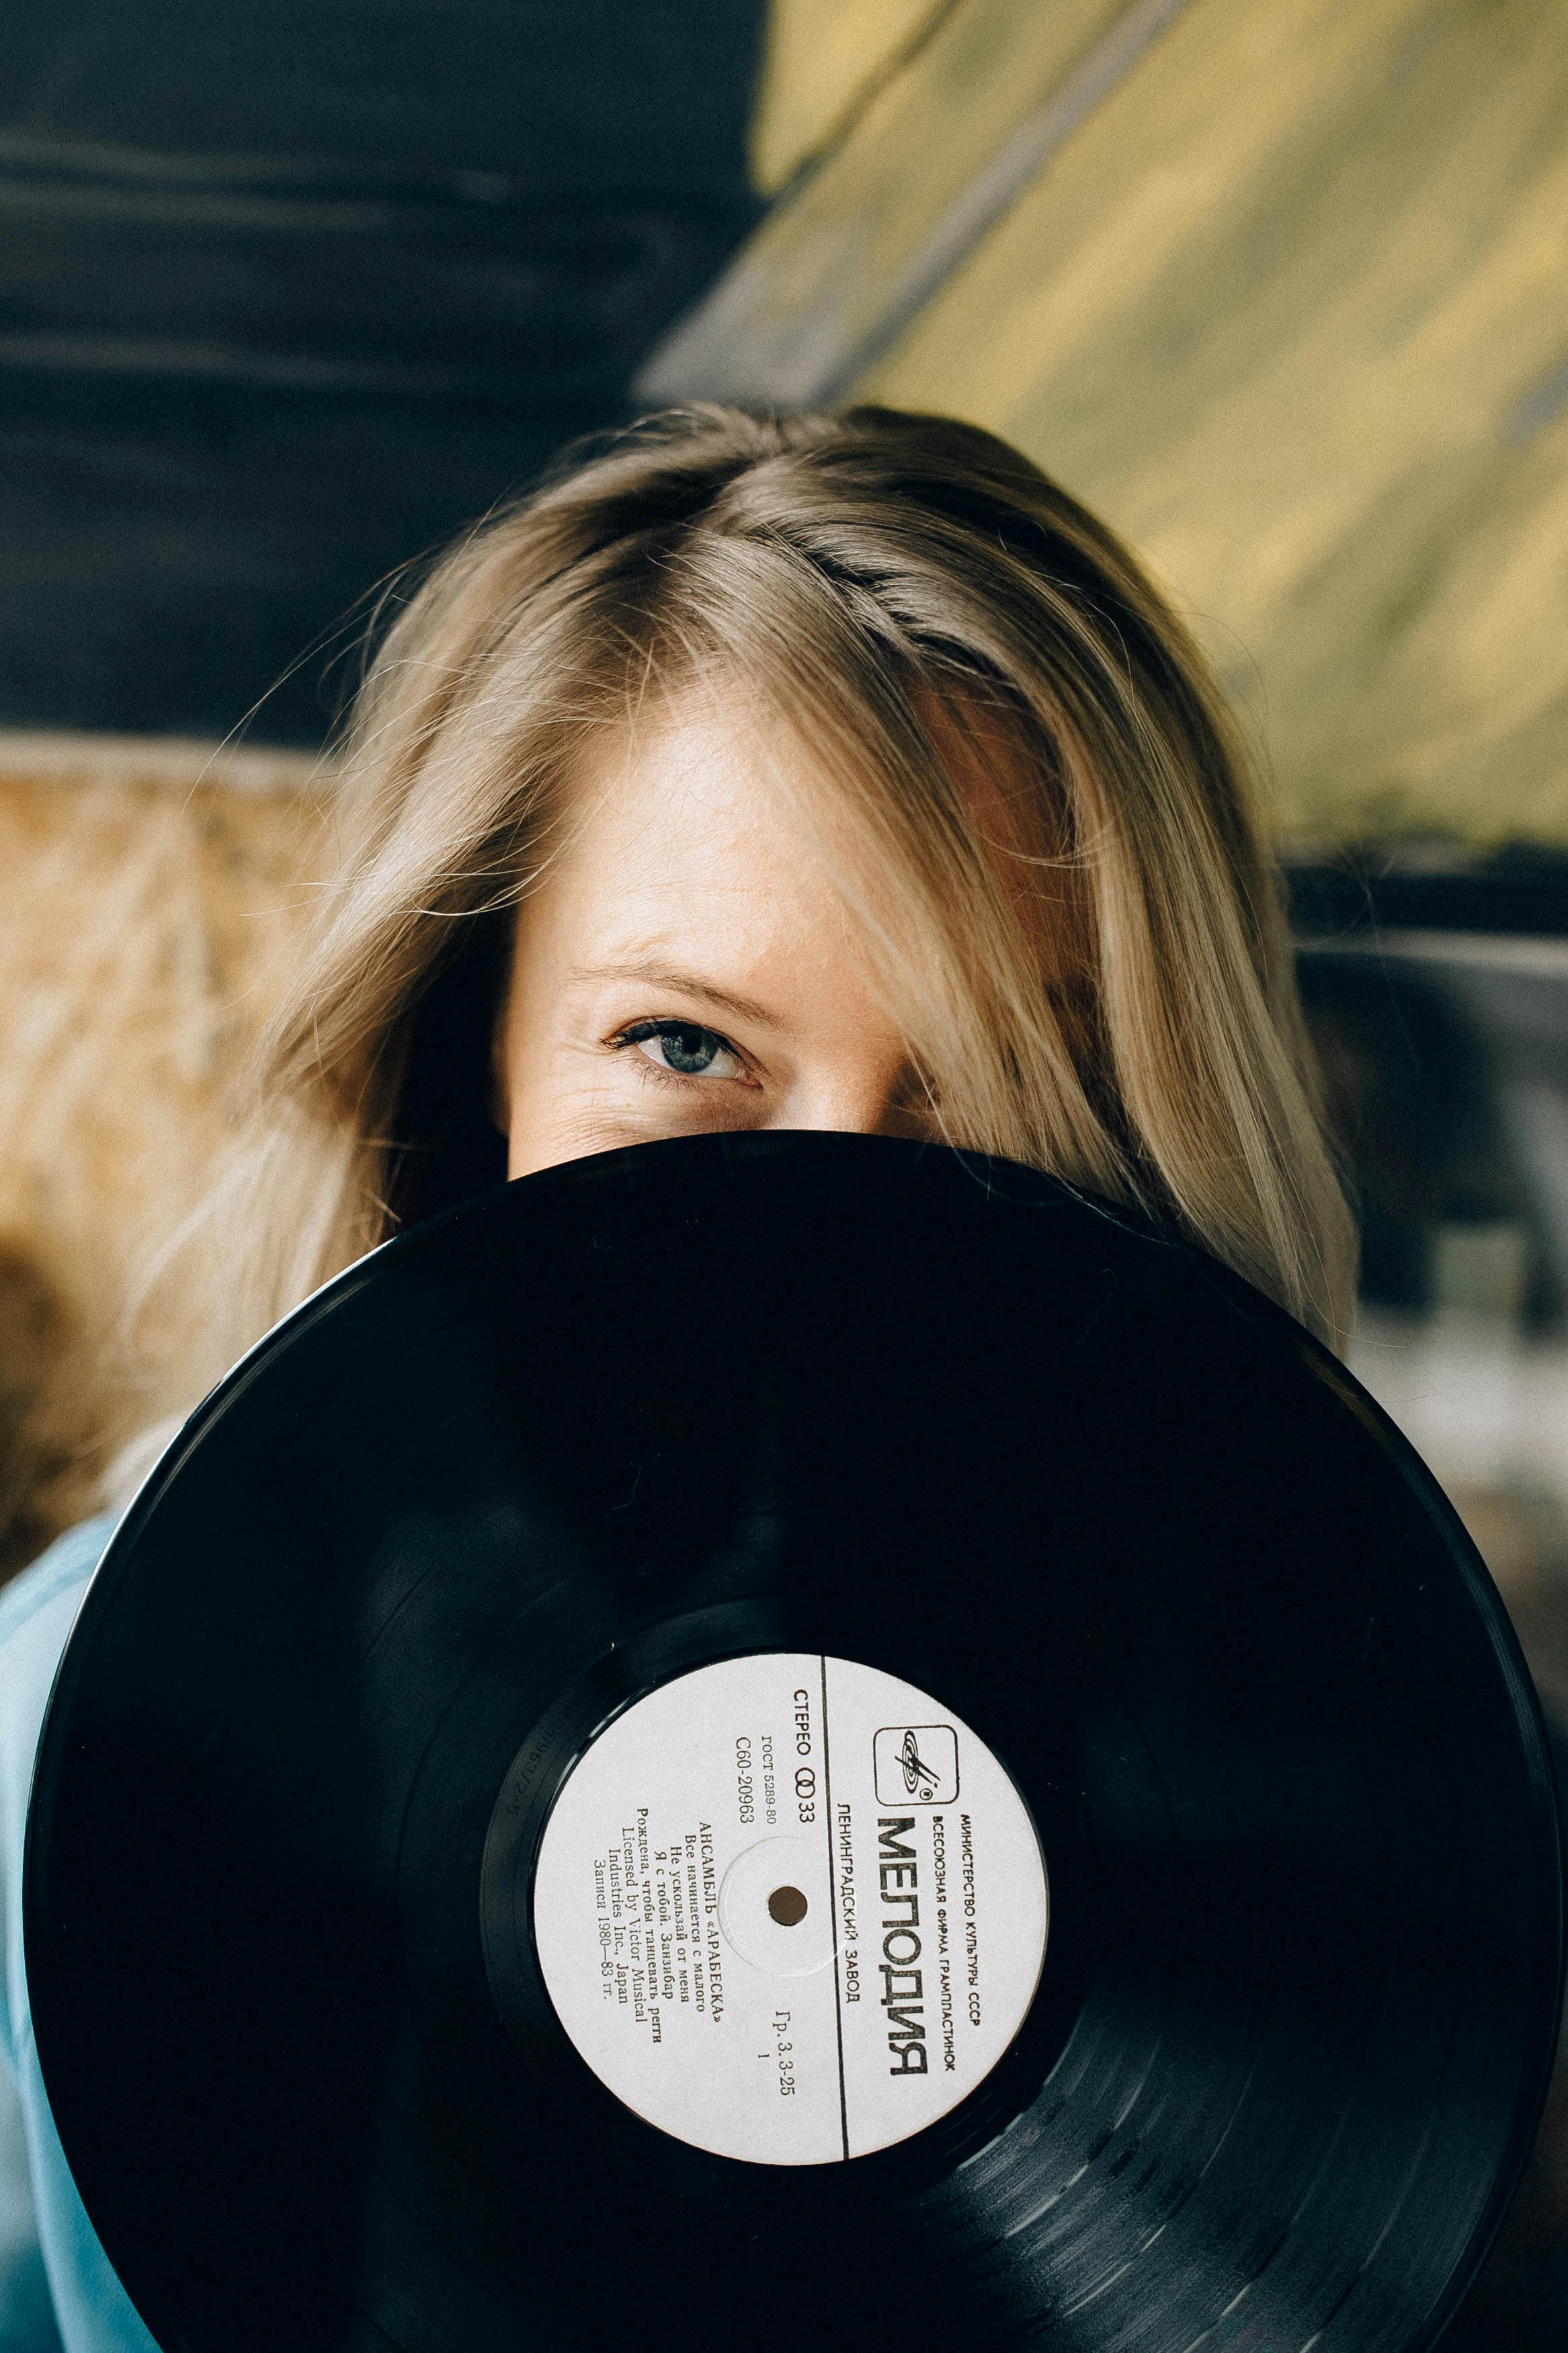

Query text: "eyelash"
[610, 1018, 754, 1088]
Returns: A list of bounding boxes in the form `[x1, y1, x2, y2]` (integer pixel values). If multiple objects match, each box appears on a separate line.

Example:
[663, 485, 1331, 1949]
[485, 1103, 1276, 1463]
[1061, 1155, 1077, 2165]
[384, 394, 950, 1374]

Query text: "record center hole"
[768, 1884, 808, 1927]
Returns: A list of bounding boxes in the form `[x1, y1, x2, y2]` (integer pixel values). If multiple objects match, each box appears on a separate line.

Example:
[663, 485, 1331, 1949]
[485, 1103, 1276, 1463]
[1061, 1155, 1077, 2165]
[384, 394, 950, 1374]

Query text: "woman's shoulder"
[1, 1515, 118, 1915]
[2, 1515, 116, 2048]
[0, 1514, 160, 2352]
[0, 1514, 116, 1700]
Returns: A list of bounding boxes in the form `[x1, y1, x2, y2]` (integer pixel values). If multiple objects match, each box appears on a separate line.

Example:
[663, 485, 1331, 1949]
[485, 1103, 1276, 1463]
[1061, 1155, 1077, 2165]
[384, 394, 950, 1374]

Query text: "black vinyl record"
[24, 1131, 1565, 2352]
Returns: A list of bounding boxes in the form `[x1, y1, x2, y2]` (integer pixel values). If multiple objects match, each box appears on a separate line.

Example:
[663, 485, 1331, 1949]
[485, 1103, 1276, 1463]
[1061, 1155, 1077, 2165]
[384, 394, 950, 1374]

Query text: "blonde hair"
[145, 403, 1356, 1412]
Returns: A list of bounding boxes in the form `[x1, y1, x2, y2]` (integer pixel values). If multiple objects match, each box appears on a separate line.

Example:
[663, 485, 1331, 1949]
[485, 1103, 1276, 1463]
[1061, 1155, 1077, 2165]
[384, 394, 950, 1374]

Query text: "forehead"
[526, 694, 871, 1000]
[547, 694, 841, 920]
[560, 676, 1039, 859]
[571, 692, 800, 840]
[528, 676, 1057, 992]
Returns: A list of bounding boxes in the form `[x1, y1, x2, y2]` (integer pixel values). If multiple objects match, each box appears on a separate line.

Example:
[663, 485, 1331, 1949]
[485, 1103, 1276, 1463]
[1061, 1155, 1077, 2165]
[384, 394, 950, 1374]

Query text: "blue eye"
[623, 1023, 742, 1080]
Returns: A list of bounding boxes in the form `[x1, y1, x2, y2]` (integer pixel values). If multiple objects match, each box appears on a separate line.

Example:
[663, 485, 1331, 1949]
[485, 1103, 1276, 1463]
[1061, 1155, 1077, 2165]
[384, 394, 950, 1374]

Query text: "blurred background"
[1, 1, 1564, 2335]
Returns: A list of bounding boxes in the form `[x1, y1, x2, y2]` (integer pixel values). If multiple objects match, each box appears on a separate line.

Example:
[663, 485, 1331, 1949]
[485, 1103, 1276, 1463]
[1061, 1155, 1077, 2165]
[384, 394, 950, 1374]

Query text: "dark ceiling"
[0, 3, 763, 744]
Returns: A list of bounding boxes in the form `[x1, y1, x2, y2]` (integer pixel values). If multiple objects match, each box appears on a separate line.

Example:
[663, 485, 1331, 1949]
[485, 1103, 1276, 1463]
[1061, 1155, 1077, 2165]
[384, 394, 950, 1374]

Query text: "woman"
[0, 403, 1354, 2351]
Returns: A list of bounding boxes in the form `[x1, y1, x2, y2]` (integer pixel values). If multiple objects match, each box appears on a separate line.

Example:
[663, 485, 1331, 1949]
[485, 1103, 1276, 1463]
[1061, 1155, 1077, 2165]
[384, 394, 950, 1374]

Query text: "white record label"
[532, 1654, 1048, 2165]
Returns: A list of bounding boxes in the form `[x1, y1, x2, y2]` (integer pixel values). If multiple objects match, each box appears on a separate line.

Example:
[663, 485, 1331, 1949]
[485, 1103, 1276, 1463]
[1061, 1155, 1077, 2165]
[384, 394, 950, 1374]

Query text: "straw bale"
[0, 733, 325, 1577]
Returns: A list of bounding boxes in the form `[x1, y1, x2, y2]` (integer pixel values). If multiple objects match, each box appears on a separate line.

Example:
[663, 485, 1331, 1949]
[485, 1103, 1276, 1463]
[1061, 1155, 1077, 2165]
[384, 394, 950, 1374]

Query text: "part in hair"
[138, 403, 1357, 1414]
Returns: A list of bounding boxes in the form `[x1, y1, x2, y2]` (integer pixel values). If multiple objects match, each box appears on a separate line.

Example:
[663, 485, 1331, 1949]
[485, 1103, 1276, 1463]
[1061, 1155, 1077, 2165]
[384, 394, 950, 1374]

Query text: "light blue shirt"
[0, 1518, 157, 2353]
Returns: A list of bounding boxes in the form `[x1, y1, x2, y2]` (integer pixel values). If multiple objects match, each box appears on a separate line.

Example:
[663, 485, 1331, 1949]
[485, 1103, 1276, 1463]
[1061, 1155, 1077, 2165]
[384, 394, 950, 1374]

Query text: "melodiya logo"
[873, 1724, 959, 1806]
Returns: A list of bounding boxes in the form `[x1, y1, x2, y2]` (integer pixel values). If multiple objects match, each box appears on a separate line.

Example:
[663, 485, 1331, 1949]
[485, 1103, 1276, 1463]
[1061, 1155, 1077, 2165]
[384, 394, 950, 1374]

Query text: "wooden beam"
[638, 0, 1181, 407]
[642, 0, 1568, 845]
[861, 0, 1568, 843]
[749, 0, 952, 197]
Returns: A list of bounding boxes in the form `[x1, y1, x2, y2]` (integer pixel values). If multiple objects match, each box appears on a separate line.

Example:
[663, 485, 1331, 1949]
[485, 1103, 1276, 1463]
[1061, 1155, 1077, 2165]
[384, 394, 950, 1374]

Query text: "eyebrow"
[567, 959, 782, 1031]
